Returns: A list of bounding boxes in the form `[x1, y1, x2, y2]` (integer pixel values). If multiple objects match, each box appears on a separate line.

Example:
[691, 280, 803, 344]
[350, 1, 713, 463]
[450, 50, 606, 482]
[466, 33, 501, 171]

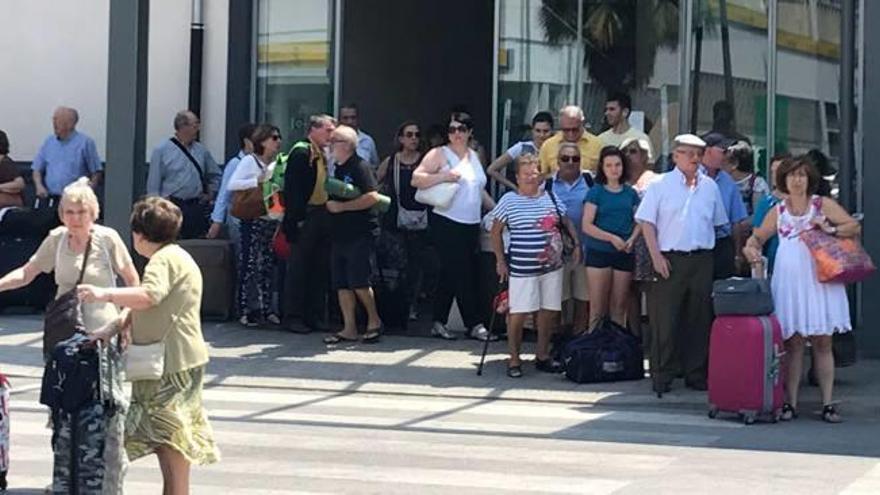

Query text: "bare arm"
[820, 197, 861, 238]
[411, 148, 456, 189]
[481, 189, 496, 212]
[490, 220, 508, 282]
[0, 261, 43, 293]
[32, 170, 48, 197]
[581, 203, 624, 245]
[118, 263, 140, 288]
[487, 153, 517, 191]
[0, 176, 25, 194]
[743, 207, 779, 262]
[376, 157, 390, 184]
[77, 285, 156, 311]
[640, 221, 670, 279]
[562, 216, 582, 264]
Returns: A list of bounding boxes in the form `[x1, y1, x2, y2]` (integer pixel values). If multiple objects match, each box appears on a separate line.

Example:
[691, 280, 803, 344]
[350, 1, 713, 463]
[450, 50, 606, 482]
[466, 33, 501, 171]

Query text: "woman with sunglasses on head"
[226, 124, 283, 327]
[412, 111, 496, 341]
[582, 146, 641, 328]
[376, 121, 431, 320]
[621, 136, 660, 338]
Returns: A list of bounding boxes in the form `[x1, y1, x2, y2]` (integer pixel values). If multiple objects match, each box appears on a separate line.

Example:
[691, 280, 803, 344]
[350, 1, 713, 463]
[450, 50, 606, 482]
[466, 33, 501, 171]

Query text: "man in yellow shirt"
[539, 105, 603, 174]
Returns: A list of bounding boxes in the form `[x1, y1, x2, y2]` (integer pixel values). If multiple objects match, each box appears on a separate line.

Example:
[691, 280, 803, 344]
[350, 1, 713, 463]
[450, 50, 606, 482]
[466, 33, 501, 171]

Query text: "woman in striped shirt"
[490, 154, 581, 378]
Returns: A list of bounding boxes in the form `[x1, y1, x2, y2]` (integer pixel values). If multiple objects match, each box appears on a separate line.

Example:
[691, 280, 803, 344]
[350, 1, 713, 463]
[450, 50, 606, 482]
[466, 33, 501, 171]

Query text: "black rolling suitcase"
[0, 234, 56, 313]
[178, 239, 235, 321]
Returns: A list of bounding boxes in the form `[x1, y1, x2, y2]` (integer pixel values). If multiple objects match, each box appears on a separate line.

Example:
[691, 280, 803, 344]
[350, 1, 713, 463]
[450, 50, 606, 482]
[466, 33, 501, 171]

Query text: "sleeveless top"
[433, 146, 487, 225]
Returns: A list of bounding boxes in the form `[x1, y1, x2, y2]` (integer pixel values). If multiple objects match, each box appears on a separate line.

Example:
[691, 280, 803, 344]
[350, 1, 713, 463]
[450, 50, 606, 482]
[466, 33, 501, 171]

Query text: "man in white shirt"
[339, 103, 379, 168]
[635, 134, 728, 395]
[599, 93, 653, 157]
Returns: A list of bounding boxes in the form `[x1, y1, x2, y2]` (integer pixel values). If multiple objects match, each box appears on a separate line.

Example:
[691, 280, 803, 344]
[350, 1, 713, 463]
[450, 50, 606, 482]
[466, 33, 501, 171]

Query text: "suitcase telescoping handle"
[750, 256, 769, 280]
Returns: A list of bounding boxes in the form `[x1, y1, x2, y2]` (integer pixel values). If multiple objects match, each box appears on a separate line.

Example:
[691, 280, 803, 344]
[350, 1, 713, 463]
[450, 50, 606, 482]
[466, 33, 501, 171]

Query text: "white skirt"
[771, 235, 851, 339]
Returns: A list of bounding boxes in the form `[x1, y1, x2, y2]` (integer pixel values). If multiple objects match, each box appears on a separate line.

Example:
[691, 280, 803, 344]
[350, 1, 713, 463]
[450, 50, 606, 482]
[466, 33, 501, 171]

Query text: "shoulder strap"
[582, 172, 594, 188]
[545, 177, 554, 193]
[75, 235, 93, 285]
[393, 154, 402, 208]
[170, 138, 206, 194]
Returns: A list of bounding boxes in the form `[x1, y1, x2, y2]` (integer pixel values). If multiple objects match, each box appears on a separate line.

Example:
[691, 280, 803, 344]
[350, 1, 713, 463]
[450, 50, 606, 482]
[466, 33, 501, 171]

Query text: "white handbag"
[414, 181, 459, 209]
[124, 341, 165, 381]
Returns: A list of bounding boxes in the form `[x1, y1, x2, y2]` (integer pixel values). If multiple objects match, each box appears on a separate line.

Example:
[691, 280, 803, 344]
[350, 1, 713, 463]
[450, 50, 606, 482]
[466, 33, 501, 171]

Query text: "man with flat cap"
[635, 134, 729, 395]
[700, 132, 748, 280]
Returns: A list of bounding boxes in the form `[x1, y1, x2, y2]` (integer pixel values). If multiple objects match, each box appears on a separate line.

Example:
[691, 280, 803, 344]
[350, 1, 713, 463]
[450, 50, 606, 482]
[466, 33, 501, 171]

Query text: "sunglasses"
[271, 135, 282, 141]
[559, 155, 581, 164]
[448, 124, 470, 134]
[403, 131, 421, 138]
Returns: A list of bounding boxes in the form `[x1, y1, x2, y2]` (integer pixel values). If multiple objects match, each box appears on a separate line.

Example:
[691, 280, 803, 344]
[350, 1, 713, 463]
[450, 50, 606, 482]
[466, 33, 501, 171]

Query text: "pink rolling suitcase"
[708, 315, 784, 424]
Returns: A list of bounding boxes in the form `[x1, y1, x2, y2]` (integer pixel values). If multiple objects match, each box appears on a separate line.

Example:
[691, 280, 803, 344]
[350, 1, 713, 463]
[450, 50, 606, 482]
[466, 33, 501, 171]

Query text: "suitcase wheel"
[708, 407, 718, 419]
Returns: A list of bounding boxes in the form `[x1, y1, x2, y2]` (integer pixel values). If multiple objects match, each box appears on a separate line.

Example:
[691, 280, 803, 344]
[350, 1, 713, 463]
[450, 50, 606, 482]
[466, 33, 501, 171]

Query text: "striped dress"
[490, 191, 565, 278]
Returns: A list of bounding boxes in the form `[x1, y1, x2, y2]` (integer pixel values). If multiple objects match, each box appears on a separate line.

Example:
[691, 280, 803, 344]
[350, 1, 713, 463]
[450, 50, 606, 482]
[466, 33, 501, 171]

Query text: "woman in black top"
[377, 122, 431, 321]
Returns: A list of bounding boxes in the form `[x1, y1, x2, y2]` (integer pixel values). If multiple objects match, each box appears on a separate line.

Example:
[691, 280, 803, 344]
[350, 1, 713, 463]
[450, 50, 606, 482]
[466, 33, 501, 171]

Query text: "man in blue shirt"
[338, 104, 379, 169]
[547, 142, 591, 333]
[31, 107, 102, 205]
[207, 123, 256, 243]
[702, 132, 748, 279]
[147, 110, 221, 239]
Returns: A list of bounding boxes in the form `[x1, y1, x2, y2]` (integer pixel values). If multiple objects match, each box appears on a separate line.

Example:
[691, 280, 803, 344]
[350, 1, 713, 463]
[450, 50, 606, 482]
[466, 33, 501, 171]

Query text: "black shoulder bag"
[170, 137, 207, 195]
[43, 236, 92, 361]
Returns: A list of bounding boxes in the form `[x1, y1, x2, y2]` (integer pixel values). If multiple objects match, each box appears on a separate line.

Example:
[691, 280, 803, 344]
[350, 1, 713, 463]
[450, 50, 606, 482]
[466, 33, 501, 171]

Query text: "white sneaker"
[431, 322, 457, 340]
[468, 324, 498, 342]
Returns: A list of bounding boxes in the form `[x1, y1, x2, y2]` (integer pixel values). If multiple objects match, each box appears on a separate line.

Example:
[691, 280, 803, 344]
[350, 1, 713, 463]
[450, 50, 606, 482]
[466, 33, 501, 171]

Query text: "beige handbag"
[124, 340, 165, 381]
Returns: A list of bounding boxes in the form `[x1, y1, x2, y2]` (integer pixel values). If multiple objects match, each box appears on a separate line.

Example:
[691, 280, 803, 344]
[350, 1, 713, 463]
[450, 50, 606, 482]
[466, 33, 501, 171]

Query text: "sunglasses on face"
[271, 135, 282, 141]
[403, 131, 420, 138]
[448, 124, 469, 134]
[559, 155, 581, 164]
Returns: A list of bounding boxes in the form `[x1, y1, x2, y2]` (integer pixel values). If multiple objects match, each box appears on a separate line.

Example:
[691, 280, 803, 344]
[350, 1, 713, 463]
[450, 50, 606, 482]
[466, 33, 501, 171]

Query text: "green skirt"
[125, 365, 220, 465]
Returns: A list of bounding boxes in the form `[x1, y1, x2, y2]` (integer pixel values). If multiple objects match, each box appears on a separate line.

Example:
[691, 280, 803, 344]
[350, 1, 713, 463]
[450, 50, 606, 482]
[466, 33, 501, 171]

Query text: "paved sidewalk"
[2, 314, 880, 493]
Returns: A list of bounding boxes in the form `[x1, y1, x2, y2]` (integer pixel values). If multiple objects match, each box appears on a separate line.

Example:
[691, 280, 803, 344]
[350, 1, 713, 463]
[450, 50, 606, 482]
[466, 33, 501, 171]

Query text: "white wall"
[0, 0, 229, 163]
[0, 0, 110, 160]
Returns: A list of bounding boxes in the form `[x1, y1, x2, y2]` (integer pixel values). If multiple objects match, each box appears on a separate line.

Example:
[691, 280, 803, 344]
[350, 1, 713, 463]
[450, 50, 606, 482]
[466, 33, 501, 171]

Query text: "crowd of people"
[0, 91, 862, 491]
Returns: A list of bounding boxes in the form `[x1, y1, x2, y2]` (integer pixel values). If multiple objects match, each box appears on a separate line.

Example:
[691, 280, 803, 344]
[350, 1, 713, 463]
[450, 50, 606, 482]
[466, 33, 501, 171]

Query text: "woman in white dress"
[744, 157, 860, 423]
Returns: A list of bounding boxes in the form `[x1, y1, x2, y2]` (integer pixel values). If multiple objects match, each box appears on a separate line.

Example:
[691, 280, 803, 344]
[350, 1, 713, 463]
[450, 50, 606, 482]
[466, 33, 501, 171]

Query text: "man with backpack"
[281, 114, 337, 333]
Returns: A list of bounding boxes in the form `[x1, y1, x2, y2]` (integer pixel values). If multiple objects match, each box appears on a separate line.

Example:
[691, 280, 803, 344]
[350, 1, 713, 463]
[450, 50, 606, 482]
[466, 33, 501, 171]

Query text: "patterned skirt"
[125, 366, 220, 465]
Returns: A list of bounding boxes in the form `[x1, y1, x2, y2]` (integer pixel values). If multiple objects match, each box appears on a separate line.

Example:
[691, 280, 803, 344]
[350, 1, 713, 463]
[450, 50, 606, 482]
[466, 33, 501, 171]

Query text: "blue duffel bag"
[561, 319, 645, 384]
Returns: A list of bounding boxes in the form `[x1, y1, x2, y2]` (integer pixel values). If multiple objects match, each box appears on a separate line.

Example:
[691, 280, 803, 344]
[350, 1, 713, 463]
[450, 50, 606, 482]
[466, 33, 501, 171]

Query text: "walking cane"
[477, 286, 508, 376]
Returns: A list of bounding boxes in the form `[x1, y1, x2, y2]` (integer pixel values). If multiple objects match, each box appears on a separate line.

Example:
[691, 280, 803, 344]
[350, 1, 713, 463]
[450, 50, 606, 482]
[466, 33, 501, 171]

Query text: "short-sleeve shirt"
[539, 132, 603, 174]
[329, 154, 379, 242]
[29, 225, 133, 331]
[635, 167, 729, 252]
[490, 191, 566, 277]
[132, 244, 209, 375]
[549, 173, 590, 248]
[31, 131, 102, 195]
[0, 156, 23, 207]
[585, 184, 640, 253]
[710, 168, 749, 238]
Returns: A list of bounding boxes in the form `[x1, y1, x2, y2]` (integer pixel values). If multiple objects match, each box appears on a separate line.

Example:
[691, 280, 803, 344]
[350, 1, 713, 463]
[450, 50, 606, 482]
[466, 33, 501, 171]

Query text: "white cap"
[620, 136, 654, 162]
[673, 133, 706, 148]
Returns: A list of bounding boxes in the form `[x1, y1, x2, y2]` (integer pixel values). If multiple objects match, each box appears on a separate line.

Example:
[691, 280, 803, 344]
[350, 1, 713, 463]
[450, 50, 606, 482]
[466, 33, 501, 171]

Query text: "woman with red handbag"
[745, 156, 861, 423]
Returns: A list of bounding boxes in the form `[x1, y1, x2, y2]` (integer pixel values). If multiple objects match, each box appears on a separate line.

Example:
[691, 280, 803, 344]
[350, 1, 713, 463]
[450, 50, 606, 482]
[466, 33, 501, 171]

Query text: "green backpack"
[263, 141, 310, 219]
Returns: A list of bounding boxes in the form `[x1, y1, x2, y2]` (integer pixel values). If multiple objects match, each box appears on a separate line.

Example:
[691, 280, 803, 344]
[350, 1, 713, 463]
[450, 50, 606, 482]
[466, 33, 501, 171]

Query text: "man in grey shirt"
[147, 110, 220, 238]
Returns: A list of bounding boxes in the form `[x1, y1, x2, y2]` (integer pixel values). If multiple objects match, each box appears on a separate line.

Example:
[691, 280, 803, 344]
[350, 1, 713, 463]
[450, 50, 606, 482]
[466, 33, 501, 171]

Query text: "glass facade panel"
[497, 1, 682, 171]
[689, 0, 769, 153]
[775, 0, 842, 165]
[255, 0, 334, 148]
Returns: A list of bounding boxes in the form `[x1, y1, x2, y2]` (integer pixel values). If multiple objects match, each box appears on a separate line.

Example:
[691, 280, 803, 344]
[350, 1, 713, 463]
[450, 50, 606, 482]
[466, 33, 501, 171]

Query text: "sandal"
[323, 333, 358, 345]
[780, 403, 798, 421]
[821, 403, 842, 424]
[362, 325, 383, 344]
[507, 364, 523, 378]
